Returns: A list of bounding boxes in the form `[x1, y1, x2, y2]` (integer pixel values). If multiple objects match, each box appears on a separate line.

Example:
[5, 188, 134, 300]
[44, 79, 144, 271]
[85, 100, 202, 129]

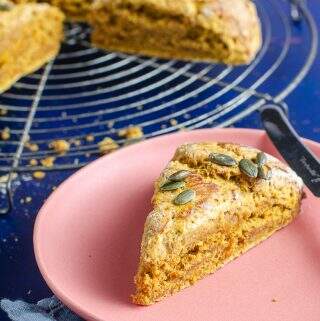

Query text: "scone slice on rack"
[90, 0, 262, 65]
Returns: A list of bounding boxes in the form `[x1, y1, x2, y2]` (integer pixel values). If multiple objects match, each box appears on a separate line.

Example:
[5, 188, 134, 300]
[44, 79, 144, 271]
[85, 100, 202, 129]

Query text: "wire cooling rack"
[0, 0, 318, 213]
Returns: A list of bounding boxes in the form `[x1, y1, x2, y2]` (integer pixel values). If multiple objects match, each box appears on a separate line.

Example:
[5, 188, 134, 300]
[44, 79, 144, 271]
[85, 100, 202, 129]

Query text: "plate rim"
[33, 128, 320, 321]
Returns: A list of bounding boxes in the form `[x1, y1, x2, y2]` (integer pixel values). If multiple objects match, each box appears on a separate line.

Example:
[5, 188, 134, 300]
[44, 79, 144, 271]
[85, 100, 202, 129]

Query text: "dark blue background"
[0, 1, 319, 320]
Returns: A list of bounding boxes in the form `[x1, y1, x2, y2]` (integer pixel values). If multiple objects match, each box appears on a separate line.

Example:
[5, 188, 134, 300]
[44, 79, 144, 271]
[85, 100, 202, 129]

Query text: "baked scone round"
[0, 2, 64, 93]
[90, 0, 262, 65]
[12, 0, 92, 21]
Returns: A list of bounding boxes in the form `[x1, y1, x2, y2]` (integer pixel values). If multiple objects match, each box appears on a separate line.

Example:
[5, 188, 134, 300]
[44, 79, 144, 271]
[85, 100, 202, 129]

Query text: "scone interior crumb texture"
[0, 2, 64, 93]
[133, 142, 303, 305]
[90, 0, 262, 64]
[11, 0, 93, 21]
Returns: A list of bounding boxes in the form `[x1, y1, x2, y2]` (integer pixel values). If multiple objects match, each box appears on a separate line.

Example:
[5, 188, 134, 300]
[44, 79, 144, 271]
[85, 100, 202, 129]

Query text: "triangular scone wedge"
[90, 0, 262, 65]
[0, 2, 64, 93]
[132, 142, 304, 305]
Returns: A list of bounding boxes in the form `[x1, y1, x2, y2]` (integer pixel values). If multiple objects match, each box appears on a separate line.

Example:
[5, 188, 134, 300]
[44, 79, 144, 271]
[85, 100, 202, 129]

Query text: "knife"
[260, 104, 320, 197]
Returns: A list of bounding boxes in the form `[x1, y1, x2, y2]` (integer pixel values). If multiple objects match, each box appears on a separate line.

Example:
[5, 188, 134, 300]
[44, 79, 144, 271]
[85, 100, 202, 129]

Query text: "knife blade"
[260, 104, 320, 197]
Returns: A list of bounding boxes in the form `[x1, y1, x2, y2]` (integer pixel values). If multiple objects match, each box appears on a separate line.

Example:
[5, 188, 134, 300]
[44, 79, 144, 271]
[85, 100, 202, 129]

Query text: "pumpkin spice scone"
[0, 2, 64, 93]
[12, 0, 93, 21]
[132, 142, 304, 305]
[90, 0, 262, 65]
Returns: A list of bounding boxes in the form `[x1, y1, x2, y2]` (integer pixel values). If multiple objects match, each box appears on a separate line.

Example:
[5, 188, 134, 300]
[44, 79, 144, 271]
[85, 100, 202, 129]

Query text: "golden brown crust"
[90, 0, 261, 65]
[133, 142, 303, 305]
[0, 3, 64, 93]
[11, 0, 92, 21]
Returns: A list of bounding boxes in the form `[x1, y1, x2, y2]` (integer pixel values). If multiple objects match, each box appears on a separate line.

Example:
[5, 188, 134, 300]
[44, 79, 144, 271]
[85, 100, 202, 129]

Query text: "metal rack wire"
[0, 0, 318, 213]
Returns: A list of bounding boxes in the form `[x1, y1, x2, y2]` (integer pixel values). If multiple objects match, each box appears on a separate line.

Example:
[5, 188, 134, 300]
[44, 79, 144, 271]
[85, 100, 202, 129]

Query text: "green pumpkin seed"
[0, 3, 11, 10]
[239, 159, 258, 178]
[160, 181, 185, 191]
[256, 152, 267, 166]
[258, 166, 272, 180]
[169, 170, 191, 182]
[173, 189, 195, 205]
[209, 153, 237, 167]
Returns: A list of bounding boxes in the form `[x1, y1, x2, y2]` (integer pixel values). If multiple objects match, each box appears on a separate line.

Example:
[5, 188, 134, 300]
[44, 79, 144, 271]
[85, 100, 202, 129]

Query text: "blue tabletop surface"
[1, 1, 320, 320]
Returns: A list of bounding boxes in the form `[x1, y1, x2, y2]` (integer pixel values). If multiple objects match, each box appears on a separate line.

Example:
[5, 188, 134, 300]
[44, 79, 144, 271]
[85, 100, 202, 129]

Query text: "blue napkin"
[1, 296, 82, 321]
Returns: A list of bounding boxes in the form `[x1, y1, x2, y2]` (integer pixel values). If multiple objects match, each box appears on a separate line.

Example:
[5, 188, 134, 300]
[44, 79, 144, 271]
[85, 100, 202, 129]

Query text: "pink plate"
[34, 128, 320, 321]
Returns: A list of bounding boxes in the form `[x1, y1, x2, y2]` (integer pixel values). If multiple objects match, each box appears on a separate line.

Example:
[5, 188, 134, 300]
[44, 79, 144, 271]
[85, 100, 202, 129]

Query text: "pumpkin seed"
[0, 3, 11, 10]
[169, 170, 191, 182]
[258, 166, 272, 180]
[160, 181, 185, 191]
[256, 152, 267, 166]
[239, 159, 258, 178]
[173, 189, 195, 205]
[209, 153, 237, 167]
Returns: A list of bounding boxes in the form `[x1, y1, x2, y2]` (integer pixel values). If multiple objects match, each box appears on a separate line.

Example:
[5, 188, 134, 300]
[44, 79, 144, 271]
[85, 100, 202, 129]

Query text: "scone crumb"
[25, 142, 39, 152]
[85, 134, 95, 142]
[1, 127, 10, 140]
[0, 108, 8, 116]
[40, 156, 55, 168]
[271, 298, 277, 303]
[70, 139, 81, 147]
[98, 137, 119, 155]
[107, 120, 115, 128]
[118, 126, 144, 139]
[33, 171, 46, 180]
[49, 139, 70, 154]
[29, 159, 38, 166]
[170, 119, 178, 126]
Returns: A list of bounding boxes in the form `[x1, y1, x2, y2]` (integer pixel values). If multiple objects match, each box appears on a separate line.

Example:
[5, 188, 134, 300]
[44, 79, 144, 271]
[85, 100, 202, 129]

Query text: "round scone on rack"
[0, 0, 317, 176]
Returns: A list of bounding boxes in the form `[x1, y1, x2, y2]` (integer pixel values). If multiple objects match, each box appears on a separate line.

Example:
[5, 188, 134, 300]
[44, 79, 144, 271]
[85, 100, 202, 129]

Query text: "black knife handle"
[260, 104, 320, 197]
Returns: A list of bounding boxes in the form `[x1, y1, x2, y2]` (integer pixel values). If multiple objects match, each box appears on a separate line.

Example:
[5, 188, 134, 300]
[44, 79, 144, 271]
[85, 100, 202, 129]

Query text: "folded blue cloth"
[1, 296, 82, 321]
